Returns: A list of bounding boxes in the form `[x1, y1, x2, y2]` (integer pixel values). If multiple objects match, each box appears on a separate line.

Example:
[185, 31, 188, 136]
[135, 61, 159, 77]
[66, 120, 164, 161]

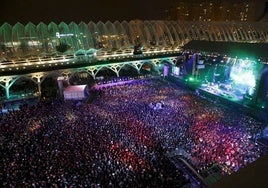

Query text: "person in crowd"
[0, 78, 265, 187]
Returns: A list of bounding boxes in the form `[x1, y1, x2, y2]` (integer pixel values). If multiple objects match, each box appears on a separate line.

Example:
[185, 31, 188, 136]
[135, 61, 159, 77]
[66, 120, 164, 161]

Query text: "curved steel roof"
[0, 21, 267, 59]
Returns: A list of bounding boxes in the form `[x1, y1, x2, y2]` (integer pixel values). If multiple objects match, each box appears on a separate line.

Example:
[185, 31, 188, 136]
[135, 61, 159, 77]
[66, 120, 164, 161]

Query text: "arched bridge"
[0, 55, 178, 99]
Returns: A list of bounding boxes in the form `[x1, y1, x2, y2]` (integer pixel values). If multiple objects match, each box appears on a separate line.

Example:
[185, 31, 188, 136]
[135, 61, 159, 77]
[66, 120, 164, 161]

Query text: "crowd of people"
[0, 78, 266, 187]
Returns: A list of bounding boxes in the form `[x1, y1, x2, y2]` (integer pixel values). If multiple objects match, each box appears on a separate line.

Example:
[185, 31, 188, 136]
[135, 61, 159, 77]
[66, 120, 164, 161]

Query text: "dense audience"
[0, 78, 265, 187]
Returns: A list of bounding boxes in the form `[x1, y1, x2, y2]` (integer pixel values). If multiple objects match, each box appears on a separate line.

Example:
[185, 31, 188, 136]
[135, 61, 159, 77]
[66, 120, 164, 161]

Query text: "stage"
[198, 82, 245, 104]
[169, 76, 268, 123]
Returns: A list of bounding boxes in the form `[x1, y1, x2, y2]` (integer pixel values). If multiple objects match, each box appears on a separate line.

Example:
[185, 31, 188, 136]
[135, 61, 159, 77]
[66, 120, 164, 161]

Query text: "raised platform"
[168, 76, 268, 123]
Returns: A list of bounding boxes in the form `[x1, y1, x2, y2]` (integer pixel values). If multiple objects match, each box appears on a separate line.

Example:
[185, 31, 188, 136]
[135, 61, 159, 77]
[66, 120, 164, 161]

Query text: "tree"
[56, 42, 69, 53]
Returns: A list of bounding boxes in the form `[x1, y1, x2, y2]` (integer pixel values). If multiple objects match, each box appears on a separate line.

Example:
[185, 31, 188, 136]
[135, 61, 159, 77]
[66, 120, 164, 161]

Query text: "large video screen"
[230, 59, 263, 96]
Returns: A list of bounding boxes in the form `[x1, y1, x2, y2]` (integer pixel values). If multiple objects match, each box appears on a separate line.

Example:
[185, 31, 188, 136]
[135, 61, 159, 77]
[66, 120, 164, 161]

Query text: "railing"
[0, 47, 181, 72]
[169, 156, 207, 188]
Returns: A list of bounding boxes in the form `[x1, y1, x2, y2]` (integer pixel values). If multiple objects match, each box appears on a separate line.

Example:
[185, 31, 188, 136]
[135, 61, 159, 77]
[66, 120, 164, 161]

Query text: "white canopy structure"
[63, 85, 88, 100]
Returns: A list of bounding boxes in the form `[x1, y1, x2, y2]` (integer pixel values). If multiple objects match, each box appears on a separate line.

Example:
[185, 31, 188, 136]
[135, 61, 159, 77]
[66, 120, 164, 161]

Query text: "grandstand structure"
[0, 20, 268, 100]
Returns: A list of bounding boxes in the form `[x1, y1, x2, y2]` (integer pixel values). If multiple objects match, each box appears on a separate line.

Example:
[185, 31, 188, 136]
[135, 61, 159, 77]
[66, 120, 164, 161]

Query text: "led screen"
[230, 59, 262, 95]
[172, 66, 180, 77]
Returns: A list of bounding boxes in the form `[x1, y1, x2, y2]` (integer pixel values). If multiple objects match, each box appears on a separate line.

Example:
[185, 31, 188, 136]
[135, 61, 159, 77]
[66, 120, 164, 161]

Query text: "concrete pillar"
[3, 77, 13, 99]
[110, 65, 120, 77]
[37, 83, 41, 95]
[5, 87, 10, 99]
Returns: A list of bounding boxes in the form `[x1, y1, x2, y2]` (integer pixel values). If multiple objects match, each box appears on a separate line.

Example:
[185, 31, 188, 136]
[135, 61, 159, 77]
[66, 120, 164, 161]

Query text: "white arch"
[8, 75, 37, 89]
[69, 69, 94, 80]
[118, 63, 140, 75]
[94, 65, 119, 78]
[40, 71, 61, 84]
[139, 60, 157, 72]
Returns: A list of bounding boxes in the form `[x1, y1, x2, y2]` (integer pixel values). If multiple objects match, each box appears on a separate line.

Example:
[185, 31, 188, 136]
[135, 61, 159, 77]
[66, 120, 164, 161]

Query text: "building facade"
[167, 0, 267, 22]
[0, 20, 267, 61]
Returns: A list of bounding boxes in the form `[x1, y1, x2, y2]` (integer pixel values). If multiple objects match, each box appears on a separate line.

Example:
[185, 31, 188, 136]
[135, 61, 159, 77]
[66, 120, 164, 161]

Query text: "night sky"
[0, 0, 173, 25]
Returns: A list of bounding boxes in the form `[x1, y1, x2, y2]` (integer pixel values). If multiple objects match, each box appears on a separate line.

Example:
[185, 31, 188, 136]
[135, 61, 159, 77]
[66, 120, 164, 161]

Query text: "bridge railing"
[0, 47, 181, 70]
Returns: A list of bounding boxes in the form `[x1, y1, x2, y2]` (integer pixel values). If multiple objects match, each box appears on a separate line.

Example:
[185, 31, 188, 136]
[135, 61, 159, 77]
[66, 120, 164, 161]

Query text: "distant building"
[167, 0, 267, 22]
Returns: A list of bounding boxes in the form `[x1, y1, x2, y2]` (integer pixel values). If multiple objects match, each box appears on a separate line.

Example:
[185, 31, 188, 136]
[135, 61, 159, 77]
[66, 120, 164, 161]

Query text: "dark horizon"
[0, 0, 173, 25]
[1, 0, 267, 25]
